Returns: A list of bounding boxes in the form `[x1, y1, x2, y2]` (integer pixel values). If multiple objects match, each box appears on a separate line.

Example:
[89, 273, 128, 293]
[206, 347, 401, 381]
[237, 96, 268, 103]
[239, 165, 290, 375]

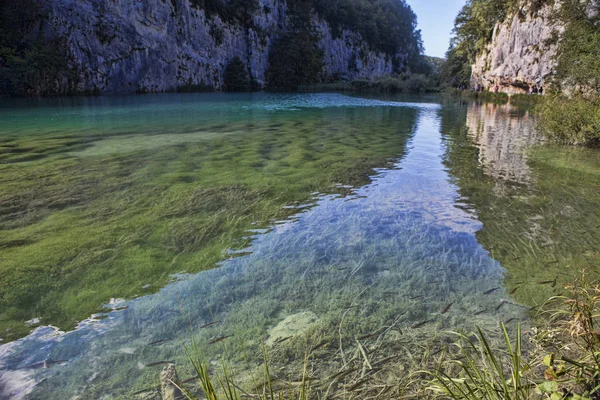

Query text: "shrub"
[538, 95, 600, 147]
[0, 0, 74, 96]
[223, 57, 251, 92]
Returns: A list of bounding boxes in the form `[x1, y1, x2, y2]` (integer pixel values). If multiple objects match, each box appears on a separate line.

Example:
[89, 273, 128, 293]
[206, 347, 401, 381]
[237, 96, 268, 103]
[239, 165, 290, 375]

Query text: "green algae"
[0, 101, 418, 341]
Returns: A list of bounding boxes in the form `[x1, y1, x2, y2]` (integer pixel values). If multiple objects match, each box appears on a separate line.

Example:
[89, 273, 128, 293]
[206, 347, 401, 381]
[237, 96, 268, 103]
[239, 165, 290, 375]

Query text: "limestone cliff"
[39, 0, 400, 94]
[470, 2, 561, 94]
[470, 0, 599, 94]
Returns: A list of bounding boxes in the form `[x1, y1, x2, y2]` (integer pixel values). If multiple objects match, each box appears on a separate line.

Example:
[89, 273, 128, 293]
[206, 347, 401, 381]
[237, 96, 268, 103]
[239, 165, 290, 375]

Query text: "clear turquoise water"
[0, 94, 599, 399]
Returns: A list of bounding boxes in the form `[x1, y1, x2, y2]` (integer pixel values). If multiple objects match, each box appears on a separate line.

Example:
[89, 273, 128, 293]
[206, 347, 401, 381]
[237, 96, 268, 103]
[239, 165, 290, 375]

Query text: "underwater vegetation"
[0, 97, 419, 341]
[441, 101, 600, 307]
[2, 94, 600, 400]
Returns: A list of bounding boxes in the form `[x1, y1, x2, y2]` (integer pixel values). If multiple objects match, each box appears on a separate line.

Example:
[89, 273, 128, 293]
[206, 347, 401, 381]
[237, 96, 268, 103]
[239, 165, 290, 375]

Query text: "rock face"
[40, 0, 398, 94]
[471, 2, 562, 94]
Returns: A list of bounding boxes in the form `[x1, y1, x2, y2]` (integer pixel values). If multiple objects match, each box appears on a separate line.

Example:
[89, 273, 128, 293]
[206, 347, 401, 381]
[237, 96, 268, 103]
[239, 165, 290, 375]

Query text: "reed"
[424, 324, 536, 400]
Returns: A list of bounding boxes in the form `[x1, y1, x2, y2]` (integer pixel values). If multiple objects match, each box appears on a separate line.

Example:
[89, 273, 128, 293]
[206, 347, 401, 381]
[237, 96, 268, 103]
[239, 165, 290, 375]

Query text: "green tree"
[0, 0, 72, 97]
[266, 0, 324, 90]
[223, 57, 251, 92]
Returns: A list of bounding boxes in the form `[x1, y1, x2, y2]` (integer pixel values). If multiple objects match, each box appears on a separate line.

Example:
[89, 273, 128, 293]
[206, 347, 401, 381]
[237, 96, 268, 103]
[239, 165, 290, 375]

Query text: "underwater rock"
[266, 311, 319, 346]
[160, 364, 184, 400]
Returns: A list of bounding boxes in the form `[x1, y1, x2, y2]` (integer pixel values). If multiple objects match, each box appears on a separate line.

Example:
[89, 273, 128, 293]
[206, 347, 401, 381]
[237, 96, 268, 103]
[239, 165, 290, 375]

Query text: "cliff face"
[40, 0, 398, 94]
[470, 2, 561, 94]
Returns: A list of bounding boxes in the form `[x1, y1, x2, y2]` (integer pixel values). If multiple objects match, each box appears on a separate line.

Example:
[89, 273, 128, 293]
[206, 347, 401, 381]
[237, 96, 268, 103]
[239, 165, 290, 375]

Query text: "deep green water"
[0, 94, 599, 399]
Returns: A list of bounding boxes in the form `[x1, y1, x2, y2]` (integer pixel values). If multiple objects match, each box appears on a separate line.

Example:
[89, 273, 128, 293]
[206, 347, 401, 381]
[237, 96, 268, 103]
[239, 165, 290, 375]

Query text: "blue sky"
[405, 0, 466, 58]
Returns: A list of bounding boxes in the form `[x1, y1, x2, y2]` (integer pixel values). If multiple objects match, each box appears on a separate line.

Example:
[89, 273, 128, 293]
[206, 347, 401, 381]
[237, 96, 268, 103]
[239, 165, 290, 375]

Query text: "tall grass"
[538, 277, 600, 398]
[179, 339, 311, 400]
[425, 324, 536, 400]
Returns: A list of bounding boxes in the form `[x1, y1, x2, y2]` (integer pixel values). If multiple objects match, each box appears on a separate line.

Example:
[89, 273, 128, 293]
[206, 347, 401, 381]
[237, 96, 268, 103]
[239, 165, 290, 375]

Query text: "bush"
[538, 95, 600, 147]
[223, 57, 251, 92]
[0, 0, 73, 97]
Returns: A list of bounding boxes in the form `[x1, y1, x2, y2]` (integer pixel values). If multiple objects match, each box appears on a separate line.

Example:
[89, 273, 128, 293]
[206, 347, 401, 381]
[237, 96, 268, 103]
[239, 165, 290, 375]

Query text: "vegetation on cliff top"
[441, 0, 600, 147]
[0, 0, 75, 97]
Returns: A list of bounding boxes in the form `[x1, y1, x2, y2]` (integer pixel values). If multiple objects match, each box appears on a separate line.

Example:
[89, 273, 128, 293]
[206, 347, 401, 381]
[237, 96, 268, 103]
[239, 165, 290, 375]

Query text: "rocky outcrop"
[471, 2, 562, 94]
[39, 0, 399, 94]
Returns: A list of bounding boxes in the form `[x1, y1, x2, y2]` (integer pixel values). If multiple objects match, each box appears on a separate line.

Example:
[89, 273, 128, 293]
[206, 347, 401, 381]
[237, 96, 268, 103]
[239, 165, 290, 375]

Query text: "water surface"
[0, 94, 599, 399]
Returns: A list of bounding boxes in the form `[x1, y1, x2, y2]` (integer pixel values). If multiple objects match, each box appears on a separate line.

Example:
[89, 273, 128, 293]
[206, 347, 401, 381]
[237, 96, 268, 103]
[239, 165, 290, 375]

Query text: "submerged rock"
[266, 311, 319, 346]
[160, 364, 184, 400]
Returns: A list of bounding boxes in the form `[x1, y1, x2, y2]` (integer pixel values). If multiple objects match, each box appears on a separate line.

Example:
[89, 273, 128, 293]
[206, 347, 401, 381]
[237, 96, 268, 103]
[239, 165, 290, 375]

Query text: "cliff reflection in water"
[443, 100, 600, 309]
[466, 103, 540, 185]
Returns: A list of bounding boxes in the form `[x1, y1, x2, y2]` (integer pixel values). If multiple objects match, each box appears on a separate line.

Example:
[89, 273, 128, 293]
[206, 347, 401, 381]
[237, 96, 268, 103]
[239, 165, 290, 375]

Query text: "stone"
[160, 364, 184, 400]
[471, 2, 562, 94]
[266, 311, 319, 346]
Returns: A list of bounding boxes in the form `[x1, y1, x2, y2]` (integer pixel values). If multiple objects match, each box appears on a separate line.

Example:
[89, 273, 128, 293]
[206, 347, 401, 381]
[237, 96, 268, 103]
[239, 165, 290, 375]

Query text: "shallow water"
[0, 94, 599, 399]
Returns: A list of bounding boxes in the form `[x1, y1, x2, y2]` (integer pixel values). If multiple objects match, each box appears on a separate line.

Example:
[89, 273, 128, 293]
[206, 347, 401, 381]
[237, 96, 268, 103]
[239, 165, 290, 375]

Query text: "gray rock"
[39, 0, 401, 94]
[266, 311, 319, 346]
[160, 364, 184, 400]
[471, 0, 599, 94]
[471, 2, 562, 93]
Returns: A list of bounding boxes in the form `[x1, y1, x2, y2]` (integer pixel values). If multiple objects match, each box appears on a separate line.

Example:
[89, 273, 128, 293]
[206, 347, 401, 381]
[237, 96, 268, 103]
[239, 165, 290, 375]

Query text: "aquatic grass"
[534, 275, 600, 398]
[0, 106, 418, 341]
[441, 102, 600, 308]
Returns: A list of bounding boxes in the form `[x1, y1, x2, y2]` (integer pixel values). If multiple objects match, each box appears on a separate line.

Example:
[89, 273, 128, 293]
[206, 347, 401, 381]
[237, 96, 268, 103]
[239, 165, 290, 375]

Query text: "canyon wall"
[470, 2, 561, 94]
[40, 0, 399, 94]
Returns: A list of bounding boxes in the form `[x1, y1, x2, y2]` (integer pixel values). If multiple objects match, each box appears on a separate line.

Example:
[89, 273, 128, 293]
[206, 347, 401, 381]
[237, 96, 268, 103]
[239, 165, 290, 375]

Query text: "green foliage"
[0, 0, 73, 96]
[223, 57, 251, 92]
[311, 0, 423, 58]
[538, 94, 600, 147]
[266, 31, 323, 91]
[189, 0, 260, 24]
[300, 74, 439, 93]
[553, 0, 600, 93]
[266, 3, 324, 91]
[539, 278, 600, 399]
[426, 324, 536, 399]
[191, 0, 423, 63]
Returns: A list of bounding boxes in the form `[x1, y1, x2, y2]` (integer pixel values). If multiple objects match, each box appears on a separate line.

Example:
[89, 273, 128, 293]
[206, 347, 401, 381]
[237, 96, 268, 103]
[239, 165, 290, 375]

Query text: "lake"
[0, 93, 599, 399]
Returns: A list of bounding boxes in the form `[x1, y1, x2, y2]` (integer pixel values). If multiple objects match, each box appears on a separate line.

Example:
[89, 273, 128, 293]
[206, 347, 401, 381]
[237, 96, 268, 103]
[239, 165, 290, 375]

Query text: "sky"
[405, 0, 466, 58]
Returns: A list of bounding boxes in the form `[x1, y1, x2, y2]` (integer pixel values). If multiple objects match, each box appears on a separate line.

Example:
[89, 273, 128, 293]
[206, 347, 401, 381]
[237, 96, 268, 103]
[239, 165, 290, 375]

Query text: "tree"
[223, 57, 251, 92]
[266, 0, 324, 90]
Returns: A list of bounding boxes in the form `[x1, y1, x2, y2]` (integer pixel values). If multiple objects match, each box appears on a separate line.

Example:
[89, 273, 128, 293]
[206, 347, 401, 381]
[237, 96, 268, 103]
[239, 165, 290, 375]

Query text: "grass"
[172, 275, 600, 400]
[425, 324, 536, 399]
[440, 101, 600, 308]
[4, 95, 600, 399]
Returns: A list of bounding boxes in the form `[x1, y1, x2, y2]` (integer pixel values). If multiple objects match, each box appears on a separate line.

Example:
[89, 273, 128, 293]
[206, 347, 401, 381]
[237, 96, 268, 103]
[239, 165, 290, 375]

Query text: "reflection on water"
[466, 103, 540, 184]
[0, 94, 599, 399]
[444, 101, 600, 308]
